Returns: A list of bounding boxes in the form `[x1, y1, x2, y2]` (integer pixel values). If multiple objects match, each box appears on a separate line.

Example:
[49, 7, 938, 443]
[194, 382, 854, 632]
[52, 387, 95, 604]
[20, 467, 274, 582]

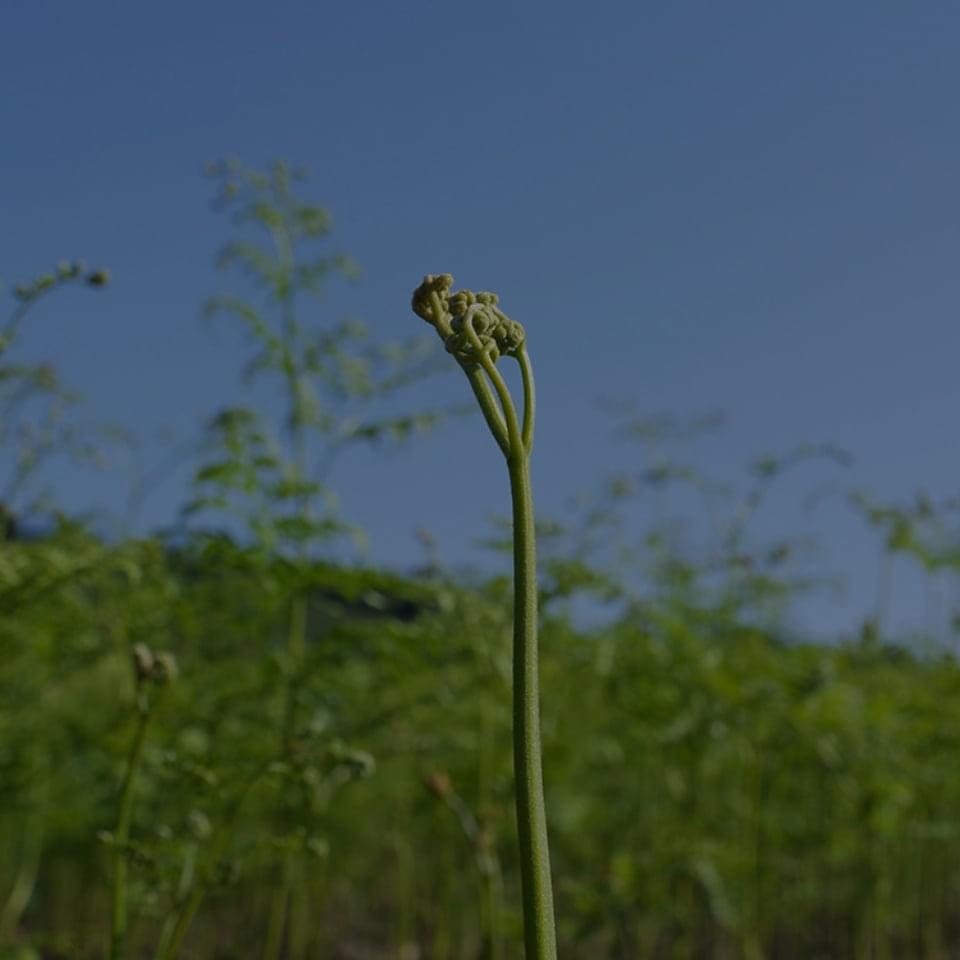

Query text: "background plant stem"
[0, 814, 43, 944]
[110, 697, 153, 960]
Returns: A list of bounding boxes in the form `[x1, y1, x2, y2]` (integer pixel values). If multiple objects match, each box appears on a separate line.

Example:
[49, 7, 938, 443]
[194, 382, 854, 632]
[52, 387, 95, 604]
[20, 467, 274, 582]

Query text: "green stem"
[0, 814, 43, 943]
[517, 346, 535, 455]
[282, 592, 308, 749]
[151, 843, 197, 960]
[262, 882, 289, 960]
[263, 592, 307, 960]
[481, 854, 504, 960]
[152, 907, 177, 957]
[507, 451, 557, 960]
[440, 787, 504, 960]
[110, 696, 154, 960]
[288, 862, 311, 960]
[414, 275, 557, 958]
[152, 760, 274, 960]
[464, 366, 510, 457]
[466, 322, 556, 959]
[153, 885, 204, 960]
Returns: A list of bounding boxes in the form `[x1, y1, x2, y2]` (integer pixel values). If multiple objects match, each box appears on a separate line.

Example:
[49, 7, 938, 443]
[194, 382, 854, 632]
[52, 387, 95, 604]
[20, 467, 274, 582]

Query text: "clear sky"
[3, 1, 960, 640]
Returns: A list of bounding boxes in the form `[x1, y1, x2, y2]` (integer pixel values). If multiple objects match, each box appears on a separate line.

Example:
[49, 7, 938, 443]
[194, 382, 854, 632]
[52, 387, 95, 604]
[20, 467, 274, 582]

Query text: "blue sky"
[3, 1, 960, 639]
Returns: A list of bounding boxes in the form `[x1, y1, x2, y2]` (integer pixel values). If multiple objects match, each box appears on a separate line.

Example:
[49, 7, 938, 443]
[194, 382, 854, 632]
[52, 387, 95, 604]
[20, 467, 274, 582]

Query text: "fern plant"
[176, 161, 447, 960]
[411, 274, 557, 960]
[187, 159, 444, 557]
[0, 260, 110, 530]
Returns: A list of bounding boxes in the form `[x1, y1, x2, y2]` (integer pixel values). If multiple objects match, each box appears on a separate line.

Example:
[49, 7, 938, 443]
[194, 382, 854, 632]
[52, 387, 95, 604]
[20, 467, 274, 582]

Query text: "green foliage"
[412, 271, 555, 959]
[8, 176, 960, 960]
[187, 160, 447, 556]
[0, 260, 112, 522]
[11, 519, 960, 958]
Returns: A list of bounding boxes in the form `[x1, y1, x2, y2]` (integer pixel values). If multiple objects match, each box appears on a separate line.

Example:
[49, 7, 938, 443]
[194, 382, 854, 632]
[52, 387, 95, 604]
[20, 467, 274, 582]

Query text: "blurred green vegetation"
[4, 163, 960, 960]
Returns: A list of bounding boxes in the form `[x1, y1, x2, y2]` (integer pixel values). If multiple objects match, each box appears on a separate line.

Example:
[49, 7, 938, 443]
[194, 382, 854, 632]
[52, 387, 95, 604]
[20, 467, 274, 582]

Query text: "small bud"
[424, 770, 452, 799]
[475, 822, 496, 852]
[306, 836, 329, 859]
[152, 651, 178, 685]
[444, 332, 470, 362]
[187, 809, 212, 840]
[498, 319, 526, 355]
[132, 643, 155, 683]
[35, 274, 56, 291]
[13, 284, 31, 301]
[411, 273, 453, 322]
[449, 289, 475, 318]
[86, 269, 110, 288]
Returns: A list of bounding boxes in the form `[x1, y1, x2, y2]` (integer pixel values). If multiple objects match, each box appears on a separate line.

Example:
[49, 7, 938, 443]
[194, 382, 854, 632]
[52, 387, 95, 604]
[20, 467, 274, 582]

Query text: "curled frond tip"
[410, 273, 525, 366]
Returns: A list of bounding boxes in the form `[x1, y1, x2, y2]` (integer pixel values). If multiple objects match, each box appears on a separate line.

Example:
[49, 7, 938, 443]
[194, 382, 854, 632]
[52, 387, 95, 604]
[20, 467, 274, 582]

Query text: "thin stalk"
[481, 855, 505, 960]
[411, 274, 558, 959]
[281, 593, 308, 748]
[508, 452, 557, 960]
[265, 588, 308, 960]
[431, 780, 504, 960]
[151, 843, 198, 960]
[465, 366, 510, 457]
[288, 861, 311, 960]
[153, 885, 204, 960]
[110, 697, 154, 960]
[517, 346, 535, 455]
[262, 882, 289, 960]
[270, 236, 313, 960]
[152, 759, 274, 960]
[0, 814, 43, 943]
[267, 303, 310, 960]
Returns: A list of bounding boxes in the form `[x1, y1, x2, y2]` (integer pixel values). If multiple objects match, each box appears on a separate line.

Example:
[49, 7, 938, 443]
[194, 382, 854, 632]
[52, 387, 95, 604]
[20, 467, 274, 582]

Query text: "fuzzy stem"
[507, 451, 557, 960]
[464, 316, 556, 959]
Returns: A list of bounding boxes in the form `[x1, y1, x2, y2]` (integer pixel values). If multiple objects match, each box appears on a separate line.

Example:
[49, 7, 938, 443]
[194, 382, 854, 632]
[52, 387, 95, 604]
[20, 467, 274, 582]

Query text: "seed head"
[152, 651, 178, 686]
[132, 643, 155, 683]
[131, 643, 178, 687]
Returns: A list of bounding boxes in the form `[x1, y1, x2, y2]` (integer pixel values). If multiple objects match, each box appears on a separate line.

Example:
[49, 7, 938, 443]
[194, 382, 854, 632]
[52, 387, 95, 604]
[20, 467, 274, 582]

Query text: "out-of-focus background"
[3, 3, 960, 957]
